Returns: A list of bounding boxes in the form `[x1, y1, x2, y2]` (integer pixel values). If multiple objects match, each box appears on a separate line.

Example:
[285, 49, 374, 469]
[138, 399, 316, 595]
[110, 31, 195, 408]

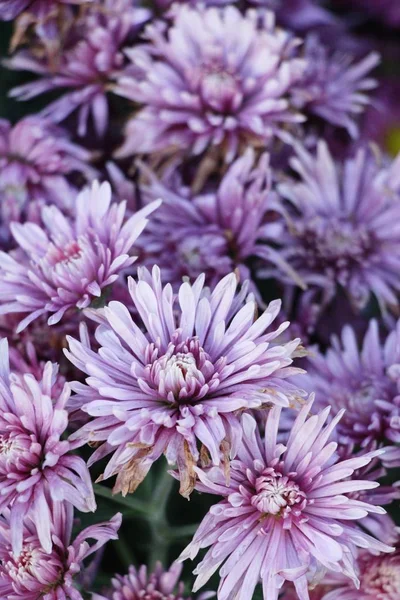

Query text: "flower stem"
[94, 483, 152, 517]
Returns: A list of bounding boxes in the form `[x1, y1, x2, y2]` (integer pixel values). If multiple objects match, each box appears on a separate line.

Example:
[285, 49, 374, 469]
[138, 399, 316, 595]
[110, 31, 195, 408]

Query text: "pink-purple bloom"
[65, 266, 304, 497]
[0, 337, 95, 554]
[115, 5, 306, 161]
[293, 36, 379, 138]
[180, 400, 394, 600]
[319, 549, 400, 600]
[6, 0, 150, 136]
[0, 180, 160, 331]
[0, 501, 121, 600]
[137, 149, 294, 294]
[0, 116, 93, 245]
[93, 561, 211, 600]
[297, 320, 400, 468]
[7, 338, 66, 397]
[269, 141, 400, 314]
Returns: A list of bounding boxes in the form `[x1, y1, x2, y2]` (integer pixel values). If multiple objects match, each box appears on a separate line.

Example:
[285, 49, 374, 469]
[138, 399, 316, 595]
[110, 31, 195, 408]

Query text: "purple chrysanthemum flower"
[115, 5, 306, 162]
[0, 502, 121, 600]
[293, 36, 380, 138]
[318, 549, 400, 600]
[180, 401, 393, 600]
[0, 338, 96, 554]
[93, 561, 213, 600]
[6, 0, 150, 136]
[262, 406, 400, 545]
[297, 320, 400, 468]
[7, 338, 67, 398]
[65, 266, 304, 497]
[0, 180, 160, 331]
[137, 150, 297, 295]
[267, 141, 400, 314]
[0, 116, 93, 245]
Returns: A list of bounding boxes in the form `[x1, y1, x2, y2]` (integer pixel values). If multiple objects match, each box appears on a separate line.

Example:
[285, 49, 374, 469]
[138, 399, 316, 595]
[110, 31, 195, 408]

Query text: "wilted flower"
[0, 338, 95, 554]
[269, 141, 400, 314]
[0, 116, 92, 245]
[65, 266, 304, 497]
[297, 320, 400, 468]
[0, 502, 121, 600]
[180, 401, 393, 600]
[93, 561, 212, 600]
[137, 150, 295, 295]
[293, 36, 379, 138]
[115, 5, 306, 161]
[6, 0, 150, 136]
[0, 180, 160, 331]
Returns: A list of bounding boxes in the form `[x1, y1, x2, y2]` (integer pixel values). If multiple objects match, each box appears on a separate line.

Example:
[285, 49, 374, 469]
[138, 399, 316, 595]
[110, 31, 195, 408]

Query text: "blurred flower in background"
[115, 5, 306, 161]
[0, 115, 93, 244]
[297, 319, 400, 467]
[5, 0, 150, 136]
[136, 149, 300, 297]
[266, 141, 400, 316]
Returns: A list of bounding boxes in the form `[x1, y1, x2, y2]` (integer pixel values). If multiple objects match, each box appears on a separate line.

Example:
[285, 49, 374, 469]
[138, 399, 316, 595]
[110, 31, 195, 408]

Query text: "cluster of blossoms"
[0, 116, 94, 245]
[5, 0, 150, 136]
[0, 0, 400, 599]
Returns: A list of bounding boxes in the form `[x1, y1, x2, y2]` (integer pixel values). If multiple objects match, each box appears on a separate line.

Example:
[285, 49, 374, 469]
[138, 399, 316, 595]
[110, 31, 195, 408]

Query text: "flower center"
[5, 543, 51, 582]
[0, 435, 18, 457]
[147, 336, 218, 404]
[0, 428, 42, 481]
[1, 184, 28, 209]
[359, 554, 400, 599]
[46, 240, 82, 267]
[176, 232, 231, 279]
[297, 217, 374, 279]
[195, 58, 241, 113]
[0, 433, 29, 467]
[348, 380, 390, 417]
[251, 468, 306, 518]
[331, 376, 395, 444]
[1, 539, 65, 596]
